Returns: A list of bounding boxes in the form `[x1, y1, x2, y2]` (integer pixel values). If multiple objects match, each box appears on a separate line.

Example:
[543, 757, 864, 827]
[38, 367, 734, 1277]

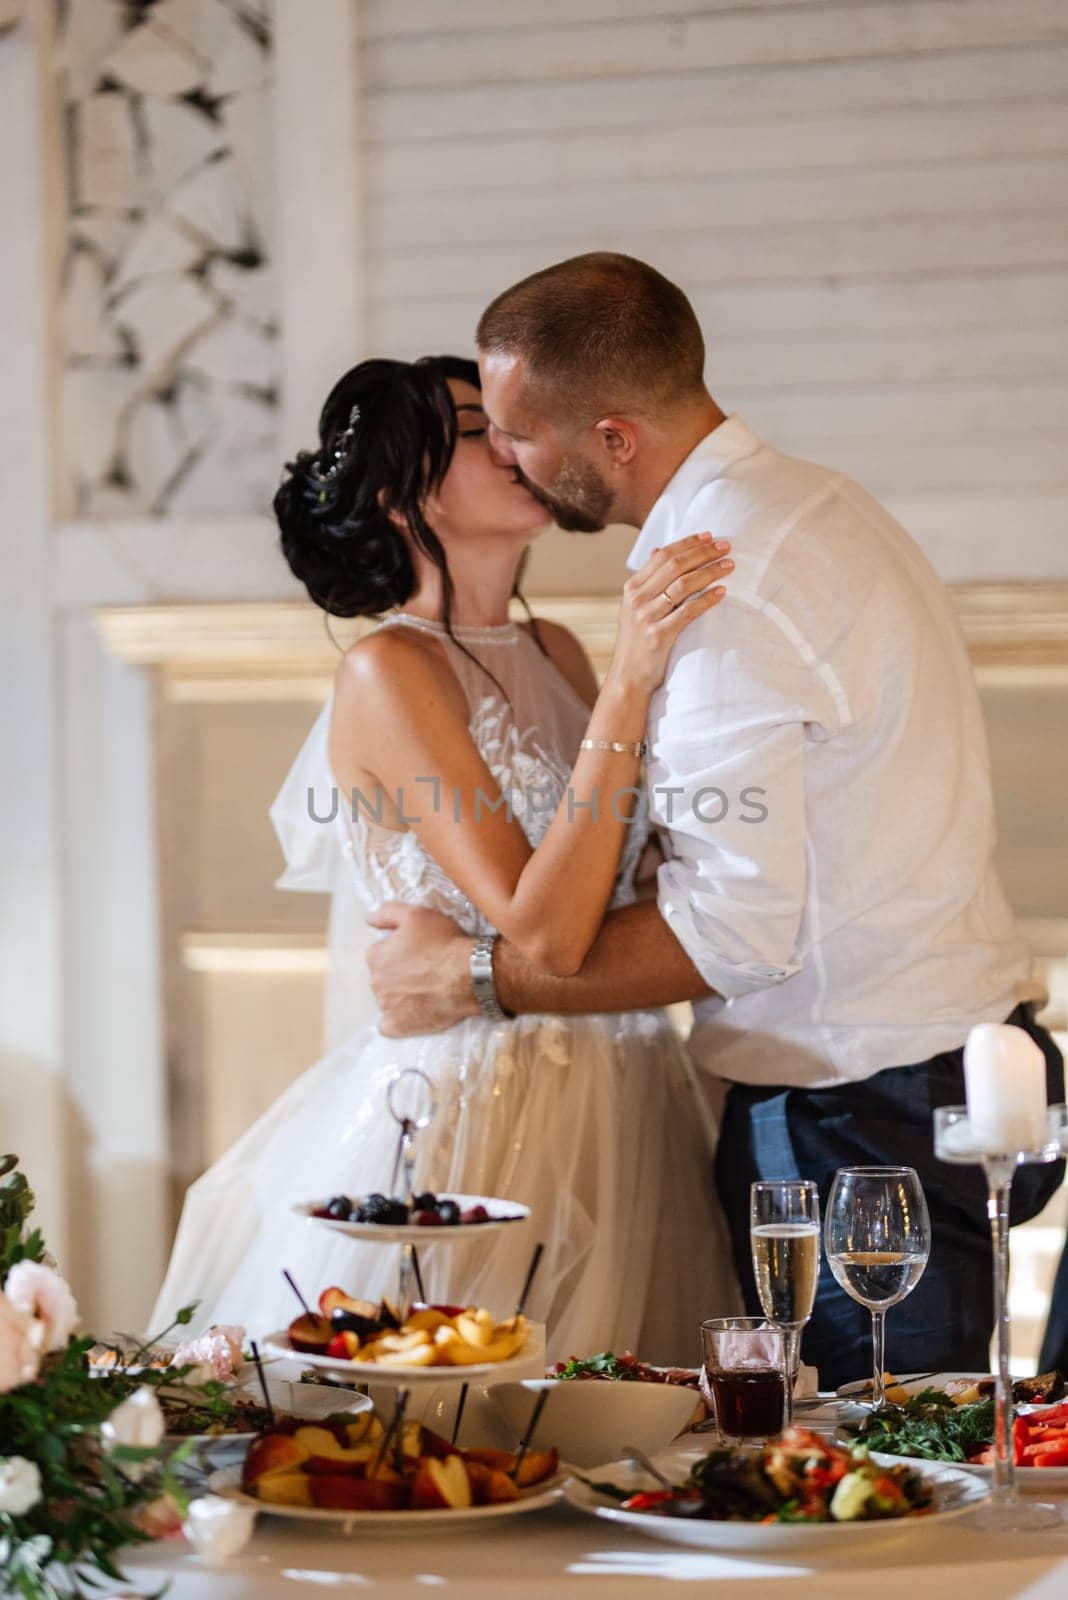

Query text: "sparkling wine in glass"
[750, 1180, 820, 1425]
[824, 1166, 930, 1409]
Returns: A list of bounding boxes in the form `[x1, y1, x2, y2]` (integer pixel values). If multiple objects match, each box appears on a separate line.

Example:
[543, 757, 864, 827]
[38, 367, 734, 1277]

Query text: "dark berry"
[330, 1307, 381, 1338]
[412, 1191, 437, 1211]
[412, 1209, 444, 1226]
[355, 1194, 409, 1225]
[461, 1205, 489, 1225]
[437, 1200, 461, 1226]
[325, 1195, 352, 1219]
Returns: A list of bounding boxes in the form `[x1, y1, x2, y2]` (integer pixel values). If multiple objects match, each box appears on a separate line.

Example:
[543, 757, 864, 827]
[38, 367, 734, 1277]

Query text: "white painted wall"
[361, 0, 1068, 588]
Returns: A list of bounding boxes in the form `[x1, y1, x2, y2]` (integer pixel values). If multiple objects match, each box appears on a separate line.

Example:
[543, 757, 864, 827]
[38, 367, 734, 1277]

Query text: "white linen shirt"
[628, 417, 1034, 1089]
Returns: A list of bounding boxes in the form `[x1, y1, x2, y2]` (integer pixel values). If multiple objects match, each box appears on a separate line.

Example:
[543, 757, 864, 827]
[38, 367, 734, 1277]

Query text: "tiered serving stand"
[262, 1070, 542, 1431]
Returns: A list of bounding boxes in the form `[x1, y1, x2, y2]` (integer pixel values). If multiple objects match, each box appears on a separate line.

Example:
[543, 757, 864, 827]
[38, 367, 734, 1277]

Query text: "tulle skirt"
[149, 1009, 739, 1367]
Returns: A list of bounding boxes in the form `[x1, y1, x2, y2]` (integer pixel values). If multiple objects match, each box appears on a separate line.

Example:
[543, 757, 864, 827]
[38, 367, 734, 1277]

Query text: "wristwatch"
[470, 934, 510, 1022]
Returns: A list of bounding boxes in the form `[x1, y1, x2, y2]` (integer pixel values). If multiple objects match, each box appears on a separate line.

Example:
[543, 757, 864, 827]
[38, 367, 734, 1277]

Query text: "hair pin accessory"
[310, 404, 361, 494]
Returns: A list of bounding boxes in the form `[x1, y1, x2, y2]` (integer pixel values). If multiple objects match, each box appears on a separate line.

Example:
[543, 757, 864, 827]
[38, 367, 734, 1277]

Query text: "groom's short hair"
[476, 253, 705, 422]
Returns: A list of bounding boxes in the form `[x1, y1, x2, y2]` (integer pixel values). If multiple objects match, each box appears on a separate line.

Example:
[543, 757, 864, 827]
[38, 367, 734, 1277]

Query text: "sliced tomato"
[1012, 1416, 1031, 1464]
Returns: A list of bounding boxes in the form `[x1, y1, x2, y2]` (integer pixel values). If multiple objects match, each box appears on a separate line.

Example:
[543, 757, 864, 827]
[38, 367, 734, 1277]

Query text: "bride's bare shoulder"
[333, 625, 466, 719]
[522, 617, 599, 707]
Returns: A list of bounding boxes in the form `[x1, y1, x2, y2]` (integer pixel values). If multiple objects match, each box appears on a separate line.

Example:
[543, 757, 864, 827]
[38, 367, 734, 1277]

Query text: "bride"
[150, 354, 738, 1364]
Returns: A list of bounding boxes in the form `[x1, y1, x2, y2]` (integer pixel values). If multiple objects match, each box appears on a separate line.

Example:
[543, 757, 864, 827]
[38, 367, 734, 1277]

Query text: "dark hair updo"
[274, 354, 480, 619]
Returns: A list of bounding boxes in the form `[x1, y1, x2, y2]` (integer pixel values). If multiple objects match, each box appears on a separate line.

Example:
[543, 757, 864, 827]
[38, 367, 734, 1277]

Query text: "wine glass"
[824, 1166, 930, 1409]
[749, 1180, 820, 1425]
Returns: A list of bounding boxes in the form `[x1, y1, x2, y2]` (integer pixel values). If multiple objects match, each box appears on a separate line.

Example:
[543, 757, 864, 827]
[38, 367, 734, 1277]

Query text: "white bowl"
[490, 1377, 698, 1468]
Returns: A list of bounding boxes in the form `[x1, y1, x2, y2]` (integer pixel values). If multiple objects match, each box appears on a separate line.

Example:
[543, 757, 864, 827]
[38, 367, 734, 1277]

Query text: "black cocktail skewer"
[515, 1242, 545, 1317]
[249, 1340, 275, 1428]
[410, 1247, 427, 1305]
[511, 1387, 550, 1482]
[282, 1268, 324, 1324]
[450, 1383, 469, 1446]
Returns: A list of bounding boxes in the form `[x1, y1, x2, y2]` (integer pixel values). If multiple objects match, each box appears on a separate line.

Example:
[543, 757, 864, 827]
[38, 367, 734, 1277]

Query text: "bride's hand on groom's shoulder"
[366, 903, 475, 1036]
[609, 533, 733, 695]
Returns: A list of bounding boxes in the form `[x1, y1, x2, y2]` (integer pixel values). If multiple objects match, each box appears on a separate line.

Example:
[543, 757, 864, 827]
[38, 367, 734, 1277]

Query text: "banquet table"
[90, 1435, 1068, 1600]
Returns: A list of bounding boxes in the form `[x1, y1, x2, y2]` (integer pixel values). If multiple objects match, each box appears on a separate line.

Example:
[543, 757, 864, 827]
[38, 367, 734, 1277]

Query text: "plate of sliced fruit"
[295, 1191, 529, 1243]
[268, 1293, 532, 1382]
[209, 1411, 561, 1529]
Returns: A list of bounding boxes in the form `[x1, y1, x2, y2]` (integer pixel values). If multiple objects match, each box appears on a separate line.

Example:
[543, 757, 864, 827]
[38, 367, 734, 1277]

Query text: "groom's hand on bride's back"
[366, 903, 476, 1036]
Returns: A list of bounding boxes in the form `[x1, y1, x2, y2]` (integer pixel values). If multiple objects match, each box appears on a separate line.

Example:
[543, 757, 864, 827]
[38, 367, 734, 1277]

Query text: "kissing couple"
[152, 253, 1063, 1384]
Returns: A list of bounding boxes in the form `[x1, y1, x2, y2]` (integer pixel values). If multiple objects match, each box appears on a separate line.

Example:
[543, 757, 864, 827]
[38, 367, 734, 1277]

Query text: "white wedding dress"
[150, 616, 737, 1365]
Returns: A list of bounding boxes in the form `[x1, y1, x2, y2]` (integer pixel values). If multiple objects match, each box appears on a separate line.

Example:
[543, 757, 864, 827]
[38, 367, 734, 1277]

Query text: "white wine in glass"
[825, 1166, 931, 1409]
[750, 1181, 820, 1424]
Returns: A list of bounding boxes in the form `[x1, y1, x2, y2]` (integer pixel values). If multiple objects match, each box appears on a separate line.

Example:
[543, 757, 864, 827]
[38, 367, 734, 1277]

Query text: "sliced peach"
[287, 1312, 332, 1354]
[242, 1432, 311, 1489]
[513, 1448, 558, 1487]
[319, 1287, 379, 1321]
[462, 1446, 558, 1486]
[344, 1414, 381, 1447]
[254, 1471, 314, 1507]
[418, 1425, 460, 1460]
[464, 1460, 520, 1506]
[291, 1425, 350, 1458]
[308, 1475, 407, 1511]
[410, 1455, 472, 1510]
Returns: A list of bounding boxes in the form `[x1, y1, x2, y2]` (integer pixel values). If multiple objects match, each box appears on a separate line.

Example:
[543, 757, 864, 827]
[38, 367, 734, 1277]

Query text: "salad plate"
[563, 1443, 988, 1551]
[293, 1194, 529, 1244]
[208, 1464, 563, 1531]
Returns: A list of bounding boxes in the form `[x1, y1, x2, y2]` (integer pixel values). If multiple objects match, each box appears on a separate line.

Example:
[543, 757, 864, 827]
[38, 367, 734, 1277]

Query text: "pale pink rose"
[172, 1324, 245, 1380]
[133, 1491, 185, 1539]
[5, 1261, 79, 1352]
[0, 1294, 43, 1392]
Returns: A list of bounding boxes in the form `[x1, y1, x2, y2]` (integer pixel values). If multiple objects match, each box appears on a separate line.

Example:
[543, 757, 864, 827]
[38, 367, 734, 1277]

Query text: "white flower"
[0, 1295, 43, 1393]
[183, 1495, 256, 1562]
[101, 1385, 165, 1478]
[0, 1457, 42, 1516]
[171, 1325, 245, 1381]
[4, 1262, 79, 1352]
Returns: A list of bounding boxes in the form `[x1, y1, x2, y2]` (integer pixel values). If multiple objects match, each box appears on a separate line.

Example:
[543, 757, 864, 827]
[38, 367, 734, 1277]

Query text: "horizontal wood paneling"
[363, 3, 1068, 557]
[369, 45, 1068, 142]
[367, 3, 1068, 89]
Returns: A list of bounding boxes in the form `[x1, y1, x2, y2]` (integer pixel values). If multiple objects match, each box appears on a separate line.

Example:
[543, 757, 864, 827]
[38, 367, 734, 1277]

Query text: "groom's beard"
[515, 457, 613, 534]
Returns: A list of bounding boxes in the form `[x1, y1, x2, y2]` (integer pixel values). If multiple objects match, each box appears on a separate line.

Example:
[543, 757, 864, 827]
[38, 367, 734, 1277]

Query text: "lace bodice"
[270, 615, 650, 940]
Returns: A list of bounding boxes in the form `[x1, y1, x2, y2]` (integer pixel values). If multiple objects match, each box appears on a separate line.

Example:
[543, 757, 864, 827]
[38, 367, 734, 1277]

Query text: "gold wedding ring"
[661, 587, 675, 612]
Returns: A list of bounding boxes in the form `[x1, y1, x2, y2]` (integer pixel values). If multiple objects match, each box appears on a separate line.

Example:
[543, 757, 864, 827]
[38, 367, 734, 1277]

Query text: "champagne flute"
[749, 1180, 820, 1425]
[824, 1166, 931, 1409]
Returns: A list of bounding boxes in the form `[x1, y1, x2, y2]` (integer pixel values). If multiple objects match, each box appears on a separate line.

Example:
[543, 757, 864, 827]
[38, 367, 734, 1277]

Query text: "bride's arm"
[331, 535, 731, 978]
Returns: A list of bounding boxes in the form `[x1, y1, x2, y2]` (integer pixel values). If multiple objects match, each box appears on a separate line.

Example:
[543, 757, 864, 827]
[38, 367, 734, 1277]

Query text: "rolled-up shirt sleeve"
[648, 598, 840, 999]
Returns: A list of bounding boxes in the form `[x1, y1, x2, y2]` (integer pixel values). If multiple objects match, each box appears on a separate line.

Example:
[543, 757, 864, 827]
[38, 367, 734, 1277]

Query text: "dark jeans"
[714, 1005, 1065, 1389]
[1040, 1232, 1068, 1373]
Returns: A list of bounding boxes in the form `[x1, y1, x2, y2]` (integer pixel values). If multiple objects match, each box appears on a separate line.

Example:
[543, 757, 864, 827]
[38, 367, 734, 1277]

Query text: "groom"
[365, 253, 1064, 1385]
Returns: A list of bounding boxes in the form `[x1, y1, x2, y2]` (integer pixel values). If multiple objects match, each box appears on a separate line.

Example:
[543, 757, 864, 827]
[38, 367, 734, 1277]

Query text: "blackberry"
[412, 1191, 437, 1211]
[355, 1193, 410, 1225]
[324, 1194, 352, 1219]
[437, 1199, 461, 1226]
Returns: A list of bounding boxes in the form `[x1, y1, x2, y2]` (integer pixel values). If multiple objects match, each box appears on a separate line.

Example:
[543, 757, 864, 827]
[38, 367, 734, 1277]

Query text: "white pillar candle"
[963, 1023, 1049, 1154]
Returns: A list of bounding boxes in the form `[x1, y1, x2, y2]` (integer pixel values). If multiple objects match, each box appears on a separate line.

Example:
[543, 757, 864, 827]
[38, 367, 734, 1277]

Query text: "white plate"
[836, 1374, 1068, 1488]
[262, 1329, 532, 1386]
[563, 1447, 989, 1551]
[166, 1384, 373, 1449]
[871, 1449, 1068, 1493]
[293, 1193, 529, 1243]
[208, 1464, 563, 1530]
[836, 1371, 981, 1400]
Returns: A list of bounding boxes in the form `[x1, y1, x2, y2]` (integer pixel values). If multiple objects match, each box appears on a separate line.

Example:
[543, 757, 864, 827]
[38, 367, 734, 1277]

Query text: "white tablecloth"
[92, 1437, 1068, 1600]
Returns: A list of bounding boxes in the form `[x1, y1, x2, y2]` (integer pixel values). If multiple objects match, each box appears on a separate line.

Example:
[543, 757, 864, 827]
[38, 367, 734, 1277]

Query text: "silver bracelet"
[470, 934, 509, 1022]
[579, 737, 647, 757]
